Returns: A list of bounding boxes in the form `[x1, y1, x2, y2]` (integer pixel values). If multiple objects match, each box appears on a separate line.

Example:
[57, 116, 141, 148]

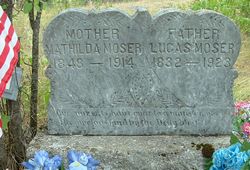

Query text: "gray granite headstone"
[43, 8, 241, 135]
[3, 67, 22, 101]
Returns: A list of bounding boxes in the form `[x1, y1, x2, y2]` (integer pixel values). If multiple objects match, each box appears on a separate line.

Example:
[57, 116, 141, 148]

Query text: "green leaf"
[242, 159, 250, 170]
[1, 4, 8, 10]
[34, 0, 39, 6]
[34, 5, 40, 12]
[60, 164, 65, 170]
[34, 0, 40, 11]
[23, 2, 33, 14]
[1, 114, 10, 130]
[42, 1, 48, 10]
[230, 133, 240, 145]
[241, 141, 250, 152]
[204, 158, 213, 170]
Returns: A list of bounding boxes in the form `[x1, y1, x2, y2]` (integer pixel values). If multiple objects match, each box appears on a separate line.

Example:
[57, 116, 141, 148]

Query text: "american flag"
[0, 6, 20, 97]
[0, 6, 20, 137]
[0, 118, 2, 138]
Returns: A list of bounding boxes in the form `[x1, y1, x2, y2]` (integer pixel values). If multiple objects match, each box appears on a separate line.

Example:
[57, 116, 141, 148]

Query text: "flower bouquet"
[210, 142, 250, 170]
[22, 150, 100, 170]
[22, 150, 62, 170]
[207, 101, 250, 170]
[233, 102, 250, 142]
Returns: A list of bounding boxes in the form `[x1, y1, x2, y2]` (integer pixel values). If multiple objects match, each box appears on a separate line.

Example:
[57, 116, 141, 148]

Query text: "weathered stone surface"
[3, 67, 22, 101]
[27, 133, 230, 170]
[43, 8, 240, 135]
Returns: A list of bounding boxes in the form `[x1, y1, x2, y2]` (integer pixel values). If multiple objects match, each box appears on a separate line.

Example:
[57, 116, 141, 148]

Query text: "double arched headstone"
[43, 8, 240, 135]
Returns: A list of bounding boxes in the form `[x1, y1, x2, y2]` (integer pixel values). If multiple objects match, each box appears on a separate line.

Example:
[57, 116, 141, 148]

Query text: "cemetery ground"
[12, 0, 250, 130]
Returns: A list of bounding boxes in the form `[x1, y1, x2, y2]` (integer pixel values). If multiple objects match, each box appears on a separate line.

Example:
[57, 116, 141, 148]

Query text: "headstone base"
[27, 134, 230, 170]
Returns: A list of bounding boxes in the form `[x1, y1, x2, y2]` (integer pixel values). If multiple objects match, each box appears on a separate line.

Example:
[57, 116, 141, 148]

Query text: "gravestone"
[3, 67, 22, 101]
[43, 8, 240, 135]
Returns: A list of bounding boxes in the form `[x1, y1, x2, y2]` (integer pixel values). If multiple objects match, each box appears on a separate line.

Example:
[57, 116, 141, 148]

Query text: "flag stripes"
[0, 6, 20, 97]
[0, 118, 2, 138]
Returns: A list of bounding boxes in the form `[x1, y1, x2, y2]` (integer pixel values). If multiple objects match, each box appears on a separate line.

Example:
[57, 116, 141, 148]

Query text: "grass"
[192, 0, 250, 33]
[12, 0, 250, 128]
[234, 35, 250, 101]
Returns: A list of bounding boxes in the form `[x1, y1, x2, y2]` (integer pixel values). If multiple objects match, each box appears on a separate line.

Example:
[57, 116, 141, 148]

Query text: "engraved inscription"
[44, 9, 240, 135]
[152, 56, 232, 68]
[45, 42, 142, 55]
[66, 28, 120, 40]
[109, 56, 134, 68]
[150, 42, 235, 54]
[56, 108, 223, 132]
[167, 28, 220, 39]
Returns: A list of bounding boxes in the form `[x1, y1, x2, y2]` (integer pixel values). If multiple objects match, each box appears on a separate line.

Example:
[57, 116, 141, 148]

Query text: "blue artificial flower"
[86, 154, 100, 170]
[34, 150, 49, 166]
[228, 142, 241, 153]
[67, 150, 88, 165]
[213, 149, 224, 168]
[44, 155, 62, 170]
[210, 165, 220, 170]
[210, 142, 250, 170]
[68, 161, 87, 170]
[243, 133, 248, 139]
[22, 159, 41, 170]
[22, 150, 62, 170]
[67, 150, 100, 170]
[223, 149, 236, 167]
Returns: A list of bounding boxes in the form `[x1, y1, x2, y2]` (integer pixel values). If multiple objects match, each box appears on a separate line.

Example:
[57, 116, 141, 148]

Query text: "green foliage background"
[192, 0, 250, 33]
